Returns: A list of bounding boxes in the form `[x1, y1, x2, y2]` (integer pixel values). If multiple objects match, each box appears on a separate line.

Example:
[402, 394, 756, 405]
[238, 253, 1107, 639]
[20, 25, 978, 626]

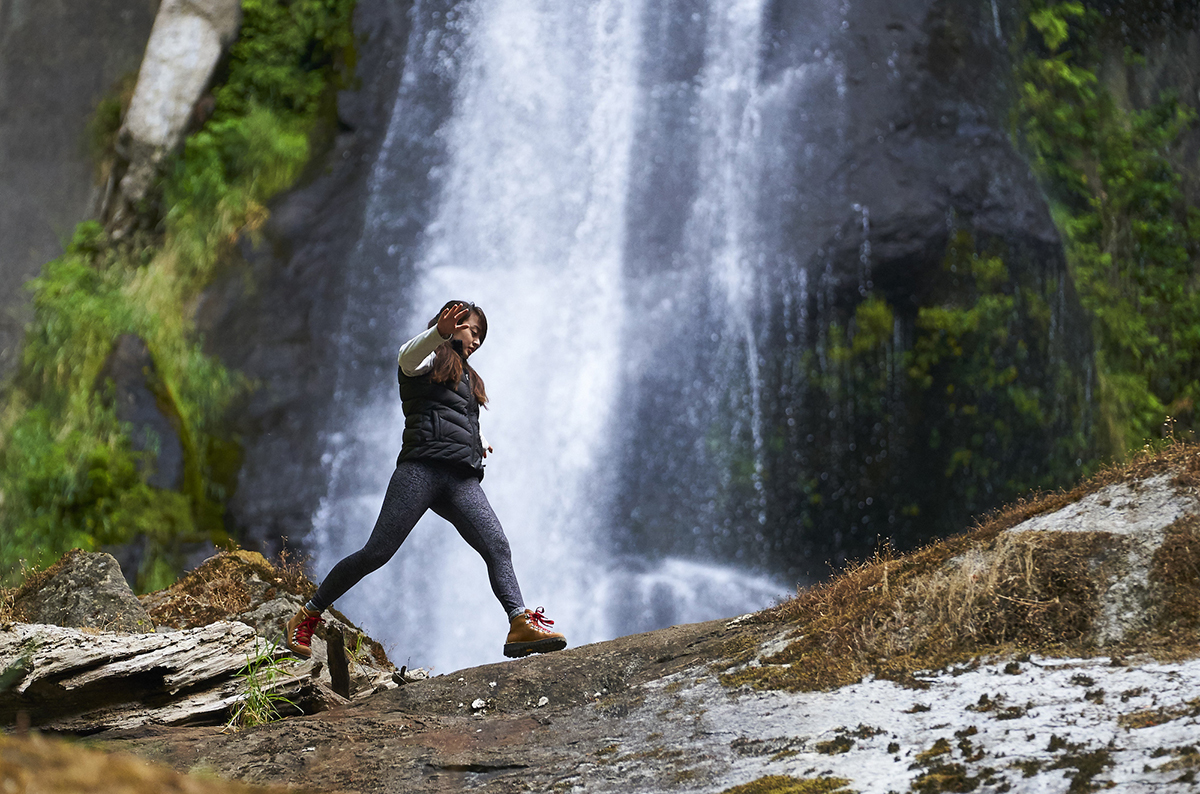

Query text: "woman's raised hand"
[436, 302, 471, 339]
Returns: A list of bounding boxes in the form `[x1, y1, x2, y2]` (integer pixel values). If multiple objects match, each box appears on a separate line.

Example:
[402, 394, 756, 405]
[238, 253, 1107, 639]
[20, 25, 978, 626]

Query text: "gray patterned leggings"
[310, 460, 524, 616]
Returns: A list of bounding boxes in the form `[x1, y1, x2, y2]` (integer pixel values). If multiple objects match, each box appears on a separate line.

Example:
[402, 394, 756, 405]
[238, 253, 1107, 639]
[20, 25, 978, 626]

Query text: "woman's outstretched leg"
[434, 477, 567, 657]
[285, 462, 439, 657]
[432, 477, 523, 615]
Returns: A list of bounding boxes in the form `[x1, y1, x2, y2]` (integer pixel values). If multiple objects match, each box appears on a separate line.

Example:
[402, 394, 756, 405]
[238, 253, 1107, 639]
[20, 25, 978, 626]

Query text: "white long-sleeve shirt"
[397, 326, 490, 453]
[397, 324, 450, 377]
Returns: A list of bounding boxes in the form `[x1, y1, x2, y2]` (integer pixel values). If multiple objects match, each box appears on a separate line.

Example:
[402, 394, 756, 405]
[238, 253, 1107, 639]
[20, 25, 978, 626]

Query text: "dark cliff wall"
[195, 0, 416, 554]
[0, 0, 159, 376]
[612, 0, 1093, 576]
[201, 0, 1199, 577]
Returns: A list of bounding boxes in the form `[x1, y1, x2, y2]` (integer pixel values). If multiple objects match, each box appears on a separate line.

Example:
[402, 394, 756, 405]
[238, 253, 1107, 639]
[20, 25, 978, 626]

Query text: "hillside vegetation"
[723, 440, 1200, 692]
[0, 0, 356, 590]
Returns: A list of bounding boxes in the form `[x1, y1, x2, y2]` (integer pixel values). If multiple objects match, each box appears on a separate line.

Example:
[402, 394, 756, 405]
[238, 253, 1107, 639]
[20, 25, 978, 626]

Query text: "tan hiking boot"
[285, 605, 322, 658]
[504, 607, 567, 658]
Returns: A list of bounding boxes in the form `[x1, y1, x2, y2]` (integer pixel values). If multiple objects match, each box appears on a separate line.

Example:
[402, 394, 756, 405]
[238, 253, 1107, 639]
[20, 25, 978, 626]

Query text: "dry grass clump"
[0, 733, 321, 794]
[723, 441, 1200, 692]
[1148, 515, 1200, 648]
[0, 587, 15, 624]
[138, 548, 393, 670]
[142, 549, 316, 629]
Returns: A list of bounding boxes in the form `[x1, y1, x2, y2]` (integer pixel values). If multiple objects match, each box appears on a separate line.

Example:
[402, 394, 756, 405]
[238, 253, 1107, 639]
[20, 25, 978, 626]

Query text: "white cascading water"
[312, 0, 789, 674]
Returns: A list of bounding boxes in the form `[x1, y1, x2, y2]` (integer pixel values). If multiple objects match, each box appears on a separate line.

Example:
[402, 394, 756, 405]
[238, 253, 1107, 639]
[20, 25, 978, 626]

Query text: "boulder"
[11, 550, 153, 634]
[107, 0, 242, 234]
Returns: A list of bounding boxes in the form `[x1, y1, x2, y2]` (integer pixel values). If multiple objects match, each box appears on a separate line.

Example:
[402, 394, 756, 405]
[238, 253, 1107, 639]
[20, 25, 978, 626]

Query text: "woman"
[285, 300, 567, 660]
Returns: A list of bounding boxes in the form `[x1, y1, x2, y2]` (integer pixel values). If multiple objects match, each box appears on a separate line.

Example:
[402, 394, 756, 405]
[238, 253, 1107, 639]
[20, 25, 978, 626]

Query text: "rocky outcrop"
[0, 549, 399, 733]
[998, 471, 1200, 645]
[0, 0, 159, 379]
[11, 550, 153, 634]
[94, 620, 1200, 794]
[2, 455, 1199, 790]
[106, 0, 242, 235]
[88, 455, 1200, 793]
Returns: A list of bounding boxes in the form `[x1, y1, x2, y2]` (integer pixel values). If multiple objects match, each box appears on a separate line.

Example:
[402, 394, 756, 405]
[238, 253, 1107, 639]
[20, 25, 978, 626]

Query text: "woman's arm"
[397, 325, 447, 376]
[399, 302, 472, 376]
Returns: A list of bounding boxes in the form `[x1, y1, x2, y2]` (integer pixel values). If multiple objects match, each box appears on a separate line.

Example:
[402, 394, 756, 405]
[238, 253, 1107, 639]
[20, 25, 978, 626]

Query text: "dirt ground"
[92, 616, 779, 793]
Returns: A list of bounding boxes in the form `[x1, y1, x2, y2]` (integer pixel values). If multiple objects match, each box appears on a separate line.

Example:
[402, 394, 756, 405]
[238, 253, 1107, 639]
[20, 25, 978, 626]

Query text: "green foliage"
[0, 400, 195, 588]
[784, 229, 1092, 556]
[216, 0, 357, 119]
[165, 0, 356, 288]
[905, 232, 1086, 502]
[1029, 2, 1085, 53]
[0, 0, 358, 588]
[225, 640, 297, 730]
[20, 230, 134, 403]
[1015, 0, 1200, 454]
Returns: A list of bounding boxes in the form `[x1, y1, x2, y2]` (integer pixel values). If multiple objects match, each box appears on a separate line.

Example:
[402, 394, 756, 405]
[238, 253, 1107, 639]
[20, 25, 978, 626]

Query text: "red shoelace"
[529, 607, 555, 632]
[293, 613, 321, 646]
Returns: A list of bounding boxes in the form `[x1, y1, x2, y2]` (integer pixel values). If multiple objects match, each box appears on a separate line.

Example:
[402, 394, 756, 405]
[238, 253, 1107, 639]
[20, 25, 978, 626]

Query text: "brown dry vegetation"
[140, 549, 315, 629]
[723, 442, 1200, 692]
[0, 733, 325, 794]
[1150, 514, 1200, 644]
[138, 548, 392, 669]
[0, 585, 15, 624]
[718, 775, 855, 794]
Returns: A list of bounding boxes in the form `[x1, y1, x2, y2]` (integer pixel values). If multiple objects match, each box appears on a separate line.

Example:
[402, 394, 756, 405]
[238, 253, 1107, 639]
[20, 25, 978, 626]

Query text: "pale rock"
[109, 0, 242, 233]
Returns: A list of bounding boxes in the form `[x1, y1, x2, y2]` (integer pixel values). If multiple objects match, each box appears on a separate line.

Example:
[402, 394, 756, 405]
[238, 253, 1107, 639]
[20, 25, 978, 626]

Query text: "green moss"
[816, 735, 855, 755]
[915, 738, 953, 764]
[1014, 0, 1200, 456]
[909, 763, 982, 793]
[793, 228, 1093, 551]
[718, 776, 856, 794]
[1047, 749, 1114, 793]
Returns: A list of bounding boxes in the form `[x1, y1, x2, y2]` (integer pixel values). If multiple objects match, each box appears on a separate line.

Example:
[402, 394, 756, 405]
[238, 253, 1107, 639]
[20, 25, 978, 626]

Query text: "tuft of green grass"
[224, 640, 298, 730]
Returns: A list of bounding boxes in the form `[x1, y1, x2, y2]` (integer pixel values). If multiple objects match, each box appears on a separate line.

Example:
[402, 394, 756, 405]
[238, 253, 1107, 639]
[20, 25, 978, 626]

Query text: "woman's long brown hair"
[426, 300, 489, 406]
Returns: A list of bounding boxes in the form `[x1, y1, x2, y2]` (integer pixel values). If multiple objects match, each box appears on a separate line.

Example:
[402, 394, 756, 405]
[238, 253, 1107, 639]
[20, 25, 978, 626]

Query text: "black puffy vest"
[396, 363, 485, 479]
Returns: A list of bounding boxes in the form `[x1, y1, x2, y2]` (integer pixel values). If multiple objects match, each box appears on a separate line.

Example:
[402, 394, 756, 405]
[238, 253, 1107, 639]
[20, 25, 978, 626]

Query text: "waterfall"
[311, 0, 792, 674]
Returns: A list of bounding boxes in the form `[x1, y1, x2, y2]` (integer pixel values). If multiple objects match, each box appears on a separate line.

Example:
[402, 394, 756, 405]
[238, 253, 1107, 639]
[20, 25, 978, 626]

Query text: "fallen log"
[0, 621, 319, 732]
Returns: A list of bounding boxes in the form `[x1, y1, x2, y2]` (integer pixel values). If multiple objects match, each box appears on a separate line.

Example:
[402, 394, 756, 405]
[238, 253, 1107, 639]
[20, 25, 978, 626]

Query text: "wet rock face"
[0, 0, 159, 379]
[95, 333, 185, 491]
[762, 0, 1060, 292]
[615, 0, 1081, 573]
[12, 550, 154, 634]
